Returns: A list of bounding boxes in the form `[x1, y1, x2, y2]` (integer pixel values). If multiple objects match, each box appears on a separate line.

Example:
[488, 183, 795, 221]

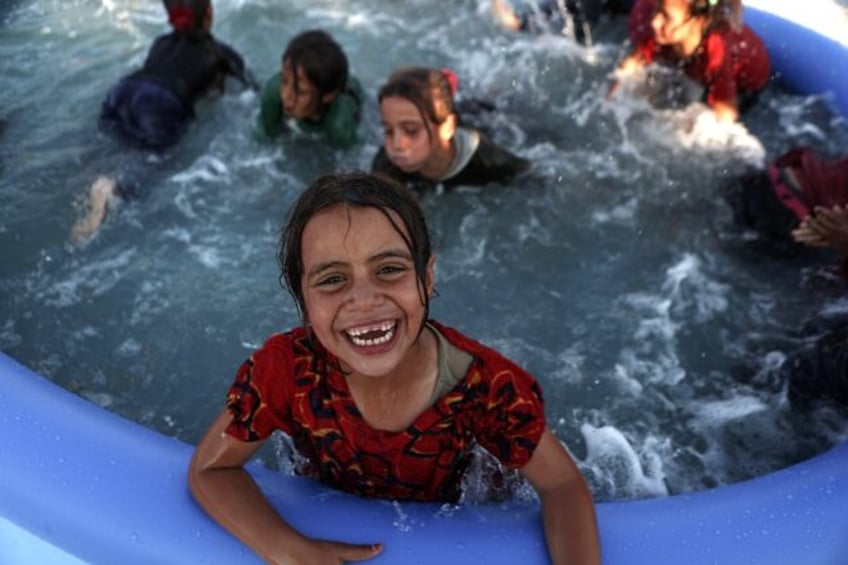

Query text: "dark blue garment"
[509, 0, 632, 44]
[98, 77, 191, 151]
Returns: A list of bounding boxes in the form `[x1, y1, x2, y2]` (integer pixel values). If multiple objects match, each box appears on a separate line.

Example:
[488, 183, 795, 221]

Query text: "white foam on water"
[580, 423, 668, 499]
[38, 248, 138, 307]
[692, 396, 770, 425]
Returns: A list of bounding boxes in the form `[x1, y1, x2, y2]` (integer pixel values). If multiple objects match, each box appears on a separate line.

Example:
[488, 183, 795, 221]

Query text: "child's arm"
[520, 428, 601, 565]
[606, 52, 644, 99]
[188, 409, 383, 565]
[710, 99, 739, 123]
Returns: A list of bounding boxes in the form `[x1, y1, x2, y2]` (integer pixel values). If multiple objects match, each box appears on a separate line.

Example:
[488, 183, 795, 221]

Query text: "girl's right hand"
[277, 539, 383, 565]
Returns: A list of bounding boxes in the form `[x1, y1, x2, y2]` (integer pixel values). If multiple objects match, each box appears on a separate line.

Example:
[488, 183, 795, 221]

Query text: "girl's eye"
[316, 274, 345, 287]
[377, 264, 408, 277]
[402, 126, 422, 137]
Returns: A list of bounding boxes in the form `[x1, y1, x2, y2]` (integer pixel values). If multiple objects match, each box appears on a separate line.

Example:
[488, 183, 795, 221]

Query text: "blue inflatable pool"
[2, 6, 847, 565]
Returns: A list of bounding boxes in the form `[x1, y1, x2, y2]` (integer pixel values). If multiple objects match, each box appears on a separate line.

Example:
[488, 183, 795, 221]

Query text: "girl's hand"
[606, 54, 643, 100]
[710, 100, 739, 123]
[792, 205, 848, 253]
[280, 538, 383, 565]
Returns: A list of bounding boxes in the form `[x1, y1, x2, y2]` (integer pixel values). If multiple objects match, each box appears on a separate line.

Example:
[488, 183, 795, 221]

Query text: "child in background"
[72, 0, 255, 243]
[723, 146, 848, 269]
[608, 0, 770, 122]
[256, 29, 364, 149]
[372, 67, 530, 191]
[188, 172, 601, 565]
[725, 148, 848, 409]
[491, 0, 634, 45]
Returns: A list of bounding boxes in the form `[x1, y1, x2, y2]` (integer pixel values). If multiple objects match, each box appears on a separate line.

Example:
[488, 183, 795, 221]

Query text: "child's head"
[280, 30, 349, 121]
[377, 67, 458, 174]
[651, 0, 742, 45]
[163, 0, 212, 31]
[280, 172, 434, 341]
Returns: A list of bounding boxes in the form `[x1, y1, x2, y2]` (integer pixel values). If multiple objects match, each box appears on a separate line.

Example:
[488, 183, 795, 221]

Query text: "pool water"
[1, 0, 847, 502]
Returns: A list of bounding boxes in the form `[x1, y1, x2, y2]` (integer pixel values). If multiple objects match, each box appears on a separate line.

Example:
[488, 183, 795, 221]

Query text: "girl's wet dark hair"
[283, 29, 349, 102]
[688, 0, 742, 29]
[377, 67, 456, 136]
[280, 172, 433, 325]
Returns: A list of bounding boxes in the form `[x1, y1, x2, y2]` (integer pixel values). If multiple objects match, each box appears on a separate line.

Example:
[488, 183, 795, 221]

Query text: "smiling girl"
[188, 172, 600, 565]
[371, 67, 530, 190]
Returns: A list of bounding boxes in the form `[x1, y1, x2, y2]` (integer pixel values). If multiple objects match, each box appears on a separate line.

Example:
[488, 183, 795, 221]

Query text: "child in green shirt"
[256, 29, 363, 149]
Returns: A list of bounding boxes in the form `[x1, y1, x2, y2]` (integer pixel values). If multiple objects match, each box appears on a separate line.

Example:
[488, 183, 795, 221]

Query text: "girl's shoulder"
[428, 320, 535, 382]
[451, 129, 530, 185]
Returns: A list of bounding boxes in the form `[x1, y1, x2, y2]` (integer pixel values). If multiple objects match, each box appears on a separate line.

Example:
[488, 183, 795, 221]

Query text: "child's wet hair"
[283, 29, 349, 101]
[687, 0, 742, 29]
[279, 172, 433, 323]
[378, 67, 456, 130]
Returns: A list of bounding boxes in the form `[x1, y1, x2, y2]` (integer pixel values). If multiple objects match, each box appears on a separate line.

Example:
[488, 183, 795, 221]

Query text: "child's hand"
[282, 539, 383, 565]
[792, 205, 848, 253]
[710, 100, 739, 123]
[606, 54, 642, 100]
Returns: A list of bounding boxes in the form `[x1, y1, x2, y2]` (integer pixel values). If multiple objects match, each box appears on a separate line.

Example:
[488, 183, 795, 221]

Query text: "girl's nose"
[346, 277, 382, 310]
[390, 131, 407, 151]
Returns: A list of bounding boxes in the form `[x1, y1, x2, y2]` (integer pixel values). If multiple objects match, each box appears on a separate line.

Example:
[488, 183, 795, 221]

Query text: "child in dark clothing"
[72, 0, 255, 243]
[372, 67, 530, 191]
[491, 0, 634, 45]
[723, 147, 848, 272]
[725, 147, 848, 410]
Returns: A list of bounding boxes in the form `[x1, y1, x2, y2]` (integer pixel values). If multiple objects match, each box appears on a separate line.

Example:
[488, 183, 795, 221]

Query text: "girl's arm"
[606, 52, 645, 99]
[710, 99, 739, 123]
[520, 428, 601, 565]
[188, 409, 383, 565]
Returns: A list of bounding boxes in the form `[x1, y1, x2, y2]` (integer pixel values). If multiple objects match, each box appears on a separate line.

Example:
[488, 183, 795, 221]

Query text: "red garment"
[225, 321, 546, 503]
[629, 0, 770, 108]
[768, 147, 848, 221]
[628, 0, 655, 46]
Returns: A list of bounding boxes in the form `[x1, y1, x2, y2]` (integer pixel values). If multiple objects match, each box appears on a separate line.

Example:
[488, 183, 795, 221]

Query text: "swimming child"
[372, 67, 530, 191]
[188, 171, 601, 564]
[256, 29, 364, 149]
[608, 0, 770, 123]
[71, 0, 255, 243]
[491, 0, 634, 45]
[723, 147, 848, 263]
[725, 148, 848, 409]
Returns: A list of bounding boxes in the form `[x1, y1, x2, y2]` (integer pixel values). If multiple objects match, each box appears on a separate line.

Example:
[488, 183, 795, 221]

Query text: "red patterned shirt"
[225, 321, 546, 502]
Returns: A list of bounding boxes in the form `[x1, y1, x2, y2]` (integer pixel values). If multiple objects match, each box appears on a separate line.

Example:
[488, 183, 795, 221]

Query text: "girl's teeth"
[346, 321, 396, 346]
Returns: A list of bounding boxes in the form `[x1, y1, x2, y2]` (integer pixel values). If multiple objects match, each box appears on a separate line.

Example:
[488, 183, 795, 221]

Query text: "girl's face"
[280, 60, 322, 121]
[380, 96, 440, 174]
[651, 0, 699, 45]
[300, 204, 434, 379]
